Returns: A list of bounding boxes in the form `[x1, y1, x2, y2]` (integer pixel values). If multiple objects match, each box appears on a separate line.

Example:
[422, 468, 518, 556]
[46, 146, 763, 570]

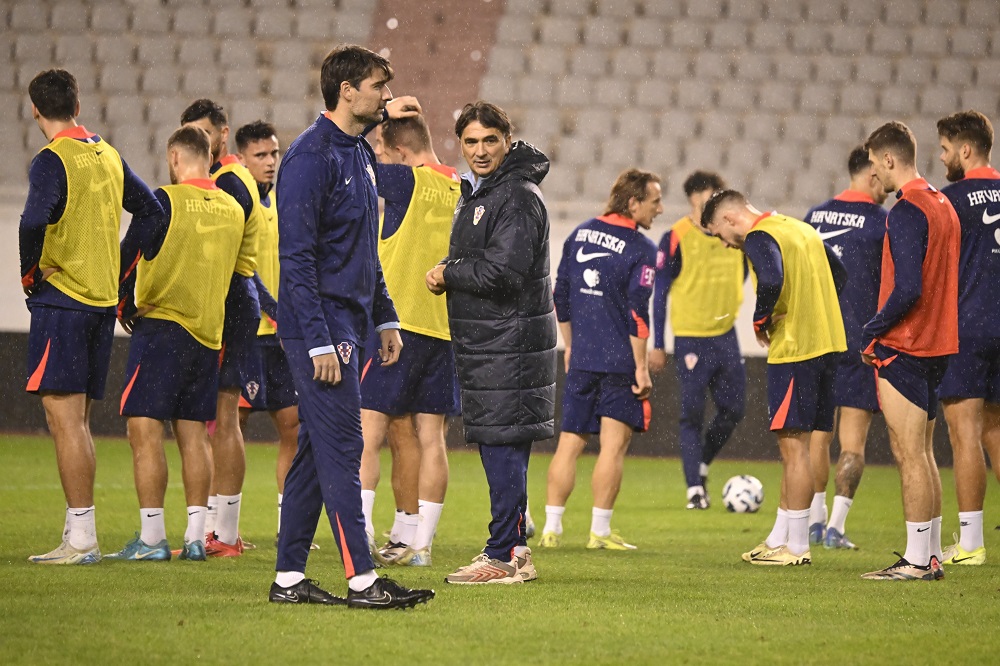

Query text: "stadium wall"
[0, 331, 955, 468]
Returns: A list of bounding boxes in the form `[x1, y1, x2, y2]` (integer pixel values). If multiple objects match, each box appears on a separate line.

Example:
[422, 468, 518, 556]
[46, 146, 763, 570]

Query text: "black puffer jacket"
[443, 141, 557, 446]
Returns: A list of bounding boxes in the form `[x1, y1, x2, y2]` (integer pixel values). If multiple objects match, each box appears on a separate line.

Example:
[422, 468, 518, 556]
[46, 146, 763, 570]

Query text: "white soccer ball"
[722, 475, 764, 513]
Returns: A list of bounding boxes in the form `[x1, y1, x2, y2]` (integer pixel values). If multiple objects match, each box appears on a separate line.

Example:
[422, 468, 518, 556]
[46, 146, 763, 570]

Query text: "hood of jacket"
[462, 140, 550, 195]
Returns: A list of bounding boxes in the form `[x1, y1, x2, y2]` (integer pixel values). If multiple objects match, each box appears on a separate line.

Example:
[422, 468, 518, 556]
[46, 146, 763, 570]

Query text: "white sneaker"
[515, 548, 537, 581]
[445, 553, 521, 585]
[29, 540, 101, 565]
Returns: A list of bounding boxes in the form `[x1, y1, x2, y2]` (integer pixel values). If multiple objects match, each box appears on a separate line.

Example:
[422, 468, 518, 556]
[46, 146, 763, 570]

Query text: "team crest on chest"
[337, 341, 354, 365]
[366, 164, 376, 187]
[473, 205, 485, 225]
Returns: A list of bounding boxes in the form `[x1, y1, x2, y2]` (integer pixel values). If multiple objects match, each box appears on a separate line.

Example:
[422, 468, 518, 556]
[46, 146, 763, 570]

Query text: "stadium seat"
[725, 139, 768, 172]
[675, 80, 716, 110]
[959, 90, 1000, 116]
[828, 25, 868, 55]
[103, 95, 146, 127]
[131, 5, 174, 34]
[172, 6, 212, 36]
[742, 114, 781, 143]
[658, 109, 698, 139]
[273, 100, 312, 134]
[541, 165, 580, 198]
[569, 48, 610, 77]
[793, 170, 837, 208]
[556, 75, 594, 107]
[214, 7, 254, 37]
[527, 45, 568, 76]
[798, 84, 837, 113]
[101, 64, 142, 94]
[790, 24, 829, 53]
[229, 99, 272, 127]
[763, 0, 806, 22]
[733, 53, 773, 82]
[616, 108, 657, 139]
[548, 0, 590, 17]
[625, 20, 665, 47]
[965, 0, 996, 26]
[895, 57, 934, 85]
[776, 58, 813, 83]
[517, 107, 563, 141]
[293, 9, 336, 40]
[141, 66, 181, 95]
[651, 49, 693, 79]
[338, 0, 376, 11]
[709, 21, 749, 51]
[491, 46, 528, 75]
[643, 2, 684, 19]
[55, 35, 94, 65]
[496, 15, 536, 45]
[136, 37, 177, 66]
[838, 82, 879, 115]
[556, 135, 600, 166]
[62, 63, 98, 91]
[869, 24, 909, 55]
[684, 138, 723, 169]
[268, 69, 312, 99]
[573, 108, 616, 136]
[225, 68, 264, 99]
[749, 22, 789, 49]
[701, 110, 742, 140]
[824, 116, 864, 143]
[611, 50, 649, 78]
[884, 1, 924, 25]
[809, 142, 849, 176]
[10, 5, 49, 31]
[0, 62, 15, 91]
[757, 82, 796, 112]
[670, 20, 709, 49]
[634, 80, 672, 108]
[91, 4, 131, 33]
[221, 41, 261, 68]
[918, 86, 959, 116]
[600, 136, 643, 170]
[479, 76, 517, 105]
[693, 53, 735, 81]
[688, 0, 725, 20]
[949, 27, 989, 58]
[749, 169, 790, 204]
[50, 2, 89, 31]
[505, 0, 542, 13]
[641, 135, 679, 172]
[783, 113, 823, 143]
[14, 34, 52, 65]
[95, 39, 137, 65]
[843, 2, 882, 24]
[583, 18, 626, 47]
[517, 75, 556, 104]
[108, 124, 153, 158]
[977, 62, 1000, 89]
[728, 0, 767, 20]
[539, 17, 581, 45]
[924, 0, 962, 26]
[177, 38, 218, 67]
[716, 82, 754, 112]
[595, 0, 640, 16]
[805, 0, 844, 22]
[813, 55, 853, 82]
[181, 68, 223, 97]
[910, 26, 950, 57]
[254, 8, 295, 38]
[854, 55, 893, 85]
[582, 166, 623, 198]
[934, 58, 974, 86]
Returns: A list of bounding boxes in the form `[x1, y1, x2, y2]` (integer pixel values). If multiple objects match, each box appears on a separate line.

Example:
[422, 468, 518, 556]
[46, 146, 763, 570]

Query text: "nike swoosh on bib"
[817, 228, 852, 241]
[982, 209, 1000, 225]
[576, 248, 612, 262]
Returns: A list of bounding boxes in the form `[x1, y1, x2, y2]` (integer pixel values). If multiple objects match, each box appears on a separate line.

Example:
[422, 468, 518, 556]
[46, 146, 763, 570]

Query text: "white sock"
[205, 495, 218, 533]
[184, 506, 207, 545]
[958, 510, 984, 552]
[411, 500, 443, 551]
[277, 493, 282, 533]
[389, 510, 406, 542]
[765, 508, 789, 548]
[275, 571, 305, 587]
[904, 520, 932, 566]
[139, 508, 166, 545]
[687, 485, 705, 500]
[699, 462, 710, 478]
[348, 569, 379, 592]
[361, 489, 376, 537]
[398, 512, 419, 546]
[827, 495, 853, 534]
[543, 505, 565, 535]
[786, 508, 811, 556]
[215, 493, 242, 545]
[591, 507, 613, 537]
[930, 515, 943, 561]
[809, 492, 827, 526]
[66, 506, 97, 549]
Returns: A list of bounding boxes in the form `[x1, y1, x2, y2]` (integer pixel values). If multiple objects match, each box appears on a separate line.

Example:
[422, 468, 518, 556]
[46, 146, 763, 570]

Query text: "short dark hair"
[847, 146, 872, 176]
[682, 170, 726, 197]
[455, 101, 513, 139]
[864, 121, 916, 166]
[180, 98, 228, 129]
[167, 125, 211, 161]
[699, 189, 747, 229]
[937, 110, 994, 157]
[320, 45, 393, 111]
[604, 168, 662, 217]
[381, 115, 432, 153]
[28, 69, 79, 121]
[235, 120, 277, 152]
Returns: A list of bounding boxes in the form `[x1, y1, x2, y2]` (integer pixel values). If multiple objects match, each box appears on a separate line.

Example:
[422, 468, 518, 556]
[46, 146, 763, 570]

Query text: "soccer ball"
[722, 475, 764, 513]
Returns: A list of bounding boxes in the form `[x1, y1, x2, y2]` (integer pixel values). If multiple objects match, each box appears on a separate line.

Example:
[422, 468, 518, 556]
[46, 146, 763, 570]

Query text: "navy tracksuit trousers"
[480, 441, 531, 561]
[275, 338, 374, 578]
[674, 329, 746, 488]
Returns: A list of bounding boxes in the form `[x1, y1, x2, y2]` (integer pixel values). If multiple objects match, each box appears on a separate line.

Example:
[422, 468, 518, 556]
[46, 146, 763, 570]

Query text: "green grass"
[1, 435, 998, 664]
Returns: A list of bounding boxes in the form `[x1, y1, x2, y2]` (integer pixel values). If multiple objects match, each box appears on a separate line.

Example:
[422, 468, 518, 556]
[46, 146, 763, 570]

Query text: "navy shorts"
[240, 337, 298, 412]
[938, 337, 1000, 403]
[833, 352, 881, 412]
[26, 304, 115, 399]
[766, 353, 838, 432]
[120, 318, 220, 421]
[872, 343, 949, 419]
[360, 329, 460, 416]
[561, 369, 651, 434]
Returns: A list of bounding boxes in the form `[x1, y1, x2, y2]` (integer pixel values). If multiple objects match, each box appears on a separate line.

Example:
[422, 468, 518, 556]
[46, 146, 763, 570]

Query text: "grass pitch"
[1, 434, 998, 664]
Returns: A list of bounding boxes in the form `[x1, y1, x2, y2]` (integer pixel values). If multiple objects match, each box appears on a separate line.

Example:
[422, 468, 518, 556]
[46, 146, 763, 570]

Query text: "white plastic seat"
[103, 95, 146, 126]
[670, 20, 709, 49]
[141, 66, 182, 95]
[783, 114, 823, 143]
[919, 86, 959, 116]
[583, 18, 625, 47]
[879, 86, 919, 116]
[132, 5, 174, 34]
[838, 83, 879, 115]
[55, 35, 94, 64]
[527, 45, 567, 76]
[935, 58, 974, 87]
[693, 53, 734, 81]
[10, 5, 49, 31]
[924, 0, 962, 26]
[91, 4, 130, 33]
[824, 116, 864, 144]
[611, 49, 649, 78]
[804, 0, 843, 22]
[213, 7, 253, 37]
[869, 25, 909, 56]
[799, 84, 837, 114]
[626, 20, 665, 47]
[688, 0, 725, 20]
[854, 55, 893, 86]
[549, 0, 590, 17]
[101, 64, 142, 93]
[556, 75, 594, 107]
[539, 16, 581, 45]
[225, 68, 265, 99]
[181, 68, 223, 97]
[910, 26, 950, 57]
[491, 46, 527, 75]
[293, 9, 335, 40]
[813, 55, 852, 83]
[634, 80, 672, 108]
[949, 27, 989, 58]
[701, 110, 742, 140]
[177, 38, 217, 67]
[254, 7, 295, 38]
[775, 58, 812, 82]
[658, 109, 698, 139]
[569, 48, 610, 77]
[828, 25, 867, 55]
[136, 37, 177, 66]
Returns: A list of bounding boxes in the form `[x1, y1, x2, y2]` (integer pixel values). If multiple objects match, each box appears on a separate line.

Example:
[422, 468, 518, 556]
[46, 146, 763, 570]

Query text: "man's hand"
[632, 365, 652, 401]
[563, 345, 571, 373]
[426, 264, 447, 295]
[379, 328, 404, 366]
[23, 266, 61, 296]
[754, 313, 784, 349]
[649, 348, 668, 373]
[312, 352, 341, 385]
[119, 305, 155, 335]
[386, 96, 422, 119]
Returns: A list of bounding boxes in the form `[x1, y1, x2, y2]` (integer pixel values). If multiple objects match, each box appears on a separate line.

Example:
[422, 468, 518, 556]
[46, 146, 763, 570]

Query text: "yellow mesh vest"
[749, 214, 847, 364]
[39, 137, 125, 307]
[137, 184, 245, 349]
[212, 158, 260, 277]
[668, 216, 744, 337]
[379, 166, 460, 340]
[255, 191, 279, 336]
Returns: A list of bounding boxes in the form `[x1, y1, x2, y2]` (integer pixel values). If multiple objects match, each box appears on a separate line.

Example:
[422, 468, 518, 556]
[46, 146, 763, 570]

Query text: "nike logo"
[195, 218, 228, 233]
[284, 591, 300, 602]
[576, 248, 611, 263]
[188, 511, 199, 516]
[961, 521, 969, 527]
[146, 512, 162, 518]
[952, 555, 976, 563]
[817, 228, 852, 241]
[345, 176, 353, 185]
[227, 500, 240, 505]
[70, 509, 94, 517]
[982, 209, 1000, 225]
[916, 526, 929, 533]
[204, 196, 212, 201]
[95, 150, 103, 155]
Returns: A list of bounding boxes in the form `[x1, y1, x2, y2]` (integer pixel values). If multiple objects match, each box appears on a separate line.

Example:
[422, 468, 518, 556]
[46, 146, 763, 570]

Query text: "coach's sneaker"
[445, 553, 521, 584]
[347, 576, 434, 609]
[204, 532, 243, 557]
[861, 552, 939, 580]
[587, 530, 637, 550]
[516, 548, 538, 582]
[394, 546, 432, 567]
[379, 540, 408, 564]
[750, 545, 811, 566]
[942, 534, 986, 565]
[742, 541, 770, 562]
[538, 531, 561, 548]
[106, 533, 171, 561]
[178, 540, 206, 561]
[809, 522, 825, 545]
[269, 578, 345, 605]
[823, 527, 859, 550]
[29, 540, 101, 565]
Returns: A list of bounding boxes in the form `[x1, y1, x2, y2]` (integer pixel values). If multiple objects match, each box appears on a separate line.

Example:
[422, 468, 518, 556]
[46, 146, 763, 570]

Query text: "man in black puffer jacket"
[426, 101, 556, 584]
